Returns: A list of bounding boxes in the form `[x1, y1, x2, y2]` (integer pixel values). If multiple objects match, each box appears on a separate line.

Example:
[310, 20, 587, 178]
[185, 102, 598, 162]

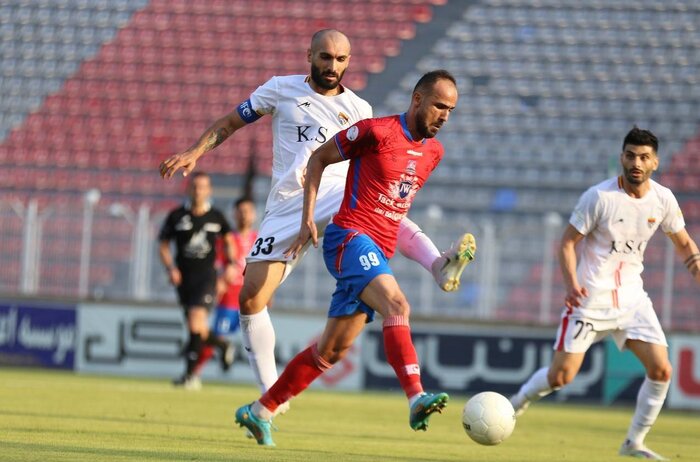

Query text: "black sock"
[206, 335, 228, 351]
[185, 332, 202, 376]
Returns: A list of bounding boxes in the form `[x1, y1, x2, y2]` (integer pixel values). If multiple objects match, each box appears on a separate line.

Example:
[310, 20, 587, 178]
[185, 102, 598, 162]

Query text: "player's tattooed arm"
[184, 109, 247, 156]
[202, 127, 231, 151]
[159, 110, 246, 178]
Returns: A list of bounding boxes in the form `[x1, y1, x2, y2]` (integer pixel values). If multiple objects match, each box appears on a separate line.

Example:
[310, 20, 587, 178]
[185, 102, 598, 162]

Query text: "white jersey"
[569, 176, 685, 309]
[248, 75, 373, 213]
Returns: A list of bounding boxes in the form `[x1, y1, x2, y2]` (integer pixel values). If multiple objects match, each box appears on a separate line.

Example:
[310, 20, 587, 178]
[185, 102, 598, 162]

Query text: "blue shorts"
[322, 223, 393, 323]
[211, 306, 240, 336]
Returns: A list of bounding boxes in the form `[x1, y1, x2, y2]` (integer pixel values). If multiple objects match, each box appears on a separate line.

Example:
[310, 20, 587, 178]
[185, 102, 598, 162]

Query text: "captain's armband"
[237, 99, 262, 123]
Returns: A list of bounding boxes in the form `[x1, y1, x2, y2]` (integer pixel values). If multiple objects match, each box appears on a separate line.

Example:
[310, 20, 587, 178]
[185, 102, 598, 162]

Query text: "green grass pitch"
[1, 368, 698, 461]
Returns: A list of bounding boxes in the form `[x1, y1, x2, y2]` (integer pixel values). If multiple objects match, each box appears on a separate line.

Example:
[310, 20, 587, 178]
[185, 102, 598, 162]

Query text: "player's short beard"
[310, 63, 344, 90]
[415, 110, 436, 139]
[623, 167, 650, 185]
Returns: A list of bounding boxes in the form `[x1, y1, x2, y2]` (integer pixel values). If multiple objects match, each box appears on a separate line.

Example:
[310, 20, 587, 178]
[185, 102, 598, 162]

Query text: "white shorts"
[553, 294, 667, 353]
[245, 180, 344, 282]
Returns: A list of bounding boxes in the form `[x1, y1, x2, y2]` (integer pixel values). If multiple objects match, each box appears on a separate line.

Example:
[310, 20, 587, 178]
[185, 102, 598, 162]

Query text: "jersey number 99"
[359, 252, 380, 271]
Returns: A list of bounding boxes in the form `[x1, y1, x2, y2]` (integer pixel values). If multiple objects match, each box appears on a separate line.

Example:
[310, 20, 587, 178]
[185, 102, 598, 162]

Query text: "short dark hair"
[623, 126, 658, 153]
[234, 196, 254, 209]
[413, 69, 456, 94]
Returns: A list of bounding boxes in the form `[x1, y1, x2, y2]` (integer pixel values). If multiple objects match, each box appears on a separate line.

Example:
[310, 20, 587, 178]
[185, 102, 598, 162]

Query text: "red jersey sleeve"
[214, 237, 226, 270]
[334, 119, 380, 160]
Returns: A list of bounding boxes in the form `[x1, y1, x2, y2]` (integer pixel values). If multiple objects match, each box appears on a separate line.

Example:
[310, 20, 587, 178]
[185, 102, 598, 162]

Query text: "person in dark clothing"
[159, 171, 236, 389]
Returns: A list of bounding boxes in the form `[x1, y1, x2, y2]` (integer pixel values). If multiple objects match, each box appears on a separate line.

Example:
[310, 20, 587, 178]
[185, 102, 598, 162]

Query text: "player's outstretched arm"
[159, 110, 248, 179]
[668, 228, 700, 285]
[559, 224, 587, 308]
[284, 140, 344, 259]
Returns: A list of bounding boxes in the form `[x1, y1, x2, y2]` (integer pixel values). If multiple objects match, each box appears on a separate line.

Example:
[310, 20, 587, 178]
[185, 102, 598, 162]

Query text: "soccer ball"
[462, 391, 516, 445]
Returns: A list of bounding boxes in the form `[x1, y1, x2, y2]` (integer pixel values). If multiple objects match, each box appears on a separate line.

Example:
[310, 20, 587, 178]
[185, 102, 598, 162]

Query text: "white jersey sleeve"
[658, 185, 685, 235]
[249, 76, 280, 116]
[569, 185, 601, 235]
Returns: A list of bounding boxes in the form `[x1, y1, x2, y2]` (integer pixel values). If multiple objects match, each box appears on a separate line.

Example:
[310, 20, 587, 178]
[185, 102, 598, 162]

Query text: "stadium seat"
[1, 0, 698, 326]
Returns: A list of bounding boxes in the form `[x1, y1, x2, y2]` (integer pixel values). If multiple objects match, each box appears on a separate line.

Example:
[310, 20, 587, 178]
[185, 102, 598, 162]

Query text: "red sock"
[383, 316, 423, 398]
[193, 345, 215, 375]
[259, 344, 331, 412]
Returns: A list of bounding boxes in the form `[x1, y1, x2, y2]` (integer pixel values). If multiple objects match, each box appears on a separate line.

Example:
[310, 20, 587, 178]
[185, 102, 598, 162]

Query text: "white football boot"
[618, 440, 669, 460]
[432, 233, 476, 292]
[172, 374, 202, 391]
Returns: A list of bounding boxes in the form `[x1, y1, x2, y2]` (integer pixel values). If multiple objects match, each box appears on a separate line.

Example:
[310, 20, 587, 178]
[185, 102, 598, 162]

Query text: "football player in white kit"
[160, 29, 476, 411]
[510, 127, 700, 460]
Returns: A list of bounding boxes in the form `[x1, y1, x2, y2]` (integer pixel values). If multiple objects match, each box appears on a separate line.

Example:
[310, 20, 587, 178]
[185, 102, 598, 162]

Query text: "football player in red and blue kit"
[235, 70, 461, 447]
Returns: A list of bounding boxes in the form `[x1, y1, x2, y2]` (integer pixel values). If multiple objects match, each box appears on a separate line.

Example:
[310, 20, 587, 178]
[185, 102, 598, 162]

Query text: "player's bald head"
[307, 29, 351, 94]
[310, 29, 351, 54]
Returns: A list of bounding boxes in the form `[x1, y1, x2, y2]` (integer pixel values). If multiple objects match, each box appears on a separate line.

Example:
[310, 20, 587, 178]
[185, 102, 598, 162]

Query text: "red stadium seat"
[412, 5, 433, 23]
[680, 174, 700, 191]
[0, 0, 444, 215]
[396, 22, 416, 41]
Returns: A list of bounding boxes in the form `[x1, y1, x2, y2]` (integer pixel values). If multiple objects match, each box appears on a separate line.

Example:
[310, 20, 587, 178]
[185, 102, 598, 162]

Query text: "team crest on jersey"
[406, 160, 417, 175]
[388, 174, 418, 201]
[338, 112, 350, 125]
[647, 217, 656, 228]
[398, 180, 413, 198]
[346, 125, 359, 141]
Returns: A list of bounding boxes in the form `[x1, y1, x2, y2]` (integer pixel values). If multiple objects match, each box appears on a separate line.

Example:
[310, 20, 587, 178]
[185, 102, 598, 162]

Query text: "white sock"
[397, 217, 440, 273]
[626, 377, 670, 447]
[239, 307, 278, 393]
[251, 400, 274, 421]
[518, 367, 555, 402]
[408, 392, 425, 408]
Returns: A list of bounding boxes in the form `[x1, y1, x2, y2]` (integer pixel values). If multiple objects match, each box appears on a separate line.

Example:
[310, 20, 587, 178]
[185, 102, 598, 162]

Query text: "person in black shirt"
[159, 171, 236, 389]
